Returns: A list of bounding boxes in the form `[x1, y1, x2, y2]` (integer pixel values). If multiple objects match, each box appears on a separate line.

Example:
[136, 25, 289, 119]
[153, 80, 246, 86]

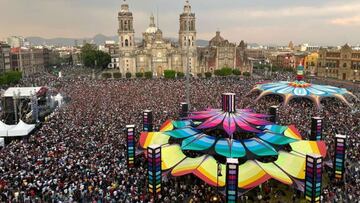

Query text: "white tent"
[55, 93, 64, 107]
[7, 120, 35, 137]
[0, 138, 4, 147]
[3, 87, 43, 98]
[0, 121, 15, 137]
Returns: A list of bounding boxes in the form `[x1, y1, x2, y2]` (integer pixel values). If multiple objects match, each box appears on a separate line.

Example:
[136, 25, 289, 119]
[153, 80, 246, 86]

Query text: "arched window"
[125, 39, 129, 47]
[343, 63, 347, 68]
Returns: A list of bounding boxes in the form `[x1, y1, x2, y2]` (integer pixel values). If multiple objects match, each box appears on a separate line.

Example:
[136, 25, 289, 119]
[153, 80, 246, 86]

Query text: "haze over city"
[1, 0, 360, 45]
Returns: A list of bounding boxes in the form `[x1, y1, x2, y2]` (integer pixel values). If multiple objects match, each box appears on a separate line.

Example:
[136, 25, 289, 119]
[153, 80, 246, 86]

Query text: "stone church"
[118, 0, 252, 76]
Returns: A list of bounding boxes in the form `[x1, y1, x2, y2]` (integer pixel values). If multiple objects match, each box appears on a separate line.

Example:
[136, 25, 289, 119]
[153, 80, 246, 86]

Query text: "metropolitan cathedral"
[118, 0, 252, 76]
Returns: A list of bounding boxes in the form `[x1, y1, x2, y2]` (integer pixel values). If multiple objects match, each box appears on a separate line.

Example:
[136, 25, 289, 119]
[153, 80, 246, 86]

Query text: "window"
[343, 63, 347, 68]
[125, 39, 129, 47]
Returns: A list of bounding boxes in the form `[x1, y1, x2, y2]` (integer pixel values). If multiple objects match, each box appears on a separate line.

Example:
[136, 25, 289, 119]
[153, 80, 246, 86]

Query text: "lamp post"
[13, 90, 21, 124]
[325, 67, 329, 78]
[185, 17, 190, 108]
[354, 70, 358, 82]
[216, 161, 222, 195]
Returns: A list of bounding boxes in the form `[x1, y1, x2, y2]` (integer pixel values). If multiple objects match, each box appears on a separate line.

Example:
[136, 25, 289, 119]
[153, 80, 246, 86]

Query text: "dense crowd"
[0, 67, 359, 202]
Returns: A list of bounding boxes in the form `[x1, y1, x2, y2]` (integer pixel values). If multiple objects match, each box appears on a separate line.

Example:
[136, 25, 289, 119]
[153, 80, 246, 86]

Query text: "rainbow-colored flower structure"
[139, 93, 327, 190]
[252, 65, 356, 108]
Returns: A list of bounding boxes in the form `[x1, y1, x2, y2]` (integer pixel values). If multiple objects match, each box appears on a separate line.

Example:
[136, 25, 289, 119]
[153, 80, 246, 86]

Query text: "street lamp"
[12, 90, 21, 124]
[216, 161, 222, 195]
[354, 70, 358, 82]
[325, 67, 329, 78]
[185, 18, 191, 108]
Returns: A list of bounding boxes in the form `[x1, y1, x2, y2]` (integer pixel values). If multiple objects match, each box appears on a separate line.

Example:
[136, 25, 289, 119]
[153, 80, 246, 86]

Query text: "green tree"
[0, 71, 22, 85]
[102, 73, 112, 79]
[135, 72, 144, 78]
[113, 72, 122, 79]
[126, 72, 132, 78]
[214, 67, 232, 76]
[81, 43, 111, 69]
[197, 73, 203, 78]
[177, 72, 185, 78]
[144, 71, 153, 79]
[205, 72, 212, 78]
[243, 72, 251, 77]
[164, 70, 176, 79]
[232, 69, 241, 76]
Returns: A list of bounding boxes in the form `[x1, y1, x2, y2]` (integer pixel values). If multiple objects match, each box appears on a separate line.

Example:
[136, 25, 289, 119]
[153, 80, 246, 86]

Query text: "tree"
[81, 43, 111, 69]
[243, 72, 251, 77]
[205, 72, 212, 78]
[177, 72, 185, 78]
[0, 71, 22, 85]
[144, 71, 153, 79]
[102, 73, 112, 79]
[164, 70, 176, 79]
[232, 69, 241, 76]
[197, 73, 203, 78]
[113, 72, 122, 79]
[214, 67, 232, 76]
[126, 72, 132, 78]
[135, 72, 144, 78]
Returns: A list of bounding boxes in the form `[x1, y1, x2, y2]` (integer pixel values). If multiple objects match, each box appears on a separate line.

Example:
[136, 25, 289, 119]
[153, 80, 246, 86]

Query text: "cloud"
[214, 2, 360, 20]
[330, 16, 360, 26]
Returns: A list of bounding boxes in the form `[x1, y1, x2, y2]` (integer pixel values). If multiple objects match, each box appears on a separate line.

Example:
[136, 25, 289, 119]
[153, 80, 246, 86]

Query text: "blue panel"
[243, 138, 278, 156]
[215, 139, 246, 158]
[263, 125, 287, 134]
[257, 132, 297, 145]
[172, 120, 192, 129]
[181, 134, 215, 151]
[164, 128, 199, 139]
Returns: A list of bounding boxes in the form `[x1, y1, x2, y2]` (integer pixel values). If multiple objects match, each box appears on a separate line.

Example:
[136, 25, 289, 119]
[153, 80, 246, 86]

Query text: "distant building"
[7, 36, 26, 48]
[304, 52, 319, 75]
[103, 41, 119, 69]
[10, 47, 49, 76]
[197, 31, 252, 73]
[317, 44, 360, 81]
[117, 1, 252, 76]
[0, 42, 11, 73]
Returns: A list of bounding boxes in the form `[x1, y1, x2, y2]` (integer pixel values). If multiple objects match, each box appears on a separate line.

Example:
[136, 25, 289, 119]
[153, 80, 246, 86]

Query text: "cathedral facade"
[118, 1, 252, 76]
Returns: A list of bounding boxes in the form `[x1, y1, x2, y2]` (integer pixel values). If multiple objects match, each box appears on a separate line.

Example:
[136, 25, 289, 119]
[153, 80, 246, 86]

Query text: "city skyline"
[1, 0, 360, 46]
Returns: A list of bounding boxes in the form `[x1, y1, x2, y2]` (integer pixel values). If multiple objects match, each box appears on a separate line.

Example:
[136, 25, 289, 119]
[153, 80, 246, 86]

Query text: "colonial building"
[317, 44, 360, 81]
[117, 0, 252, 76]
[118, 1, 198, 76]
[0, 42, 11, 73]
[304, 52, 319, 75]
[197, 31, 252, 73]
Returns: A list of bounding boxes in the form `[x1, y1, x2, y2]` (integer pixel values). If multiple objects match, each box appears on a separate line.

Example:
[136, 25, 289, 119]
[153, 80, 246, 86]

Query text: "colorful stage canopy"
[251, 65, 357, 108]
[139, 93, 327, 191]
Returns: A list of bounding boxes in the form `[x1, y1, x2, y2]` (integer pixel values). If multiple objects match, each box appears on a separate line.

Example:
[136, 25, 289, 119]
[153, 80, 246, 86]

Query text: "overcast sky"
[1, 0, 360, 45]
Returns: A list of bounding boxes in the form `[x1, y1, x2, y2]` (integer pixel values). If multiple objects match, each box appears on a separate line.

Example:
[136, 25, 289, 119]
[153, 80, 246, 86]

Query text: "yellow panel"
[290, 140, 326, 157]
[256, 161, 293, 185]
[140, 132, 170, 149]
[171, 155, 207, 176]
[159, 120, 174, 132]
[161, 144, 186, 170]
[195, 156, 226, 187]
[274, 151, 306, 179]
[238, 160, 270, 189]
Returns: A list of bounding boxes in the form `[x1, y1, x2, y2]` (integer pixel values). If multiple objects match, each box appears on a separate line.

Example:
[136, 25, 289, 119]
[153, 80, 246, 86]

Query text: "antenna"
[157, 6, 159, 28]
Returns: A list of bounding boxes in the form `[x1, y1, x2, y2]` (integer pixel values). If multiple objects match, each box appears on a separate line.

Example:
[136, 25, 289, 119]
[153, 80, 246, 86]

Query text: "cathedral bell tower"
[179, 0, 197, 74]
[118, 0, 136, 75]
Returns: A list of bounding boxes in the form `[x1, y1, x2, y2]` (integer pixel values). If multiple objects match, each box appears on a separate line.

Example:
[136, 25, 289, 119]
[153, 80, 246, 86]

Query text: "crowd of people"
[0, 67, 359, 202]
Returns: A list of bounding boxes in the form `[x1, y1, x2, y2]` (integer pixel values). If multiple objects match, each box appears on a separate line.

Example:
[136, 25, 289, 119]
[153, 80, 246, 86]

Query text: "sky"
[1, 0, 360, 45]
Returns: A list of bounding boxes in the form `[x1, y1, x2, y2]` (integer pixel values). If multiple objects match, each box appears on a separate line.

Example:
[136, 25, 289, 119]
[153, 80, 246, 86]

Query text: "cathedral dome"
[209, 31, 225, 46]
[145, 14, 159, 34]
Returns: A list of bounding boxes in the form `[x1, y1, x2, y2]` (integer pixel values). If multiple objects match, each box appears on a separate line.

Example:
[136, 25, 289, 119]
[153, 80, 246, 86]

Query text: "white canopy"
[0, 138, 4, 147]
[55, 93, 64, 107]
[0, 121, 15, 137]
[3, 87, 42, 98]
[7, 120, 35, 137]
